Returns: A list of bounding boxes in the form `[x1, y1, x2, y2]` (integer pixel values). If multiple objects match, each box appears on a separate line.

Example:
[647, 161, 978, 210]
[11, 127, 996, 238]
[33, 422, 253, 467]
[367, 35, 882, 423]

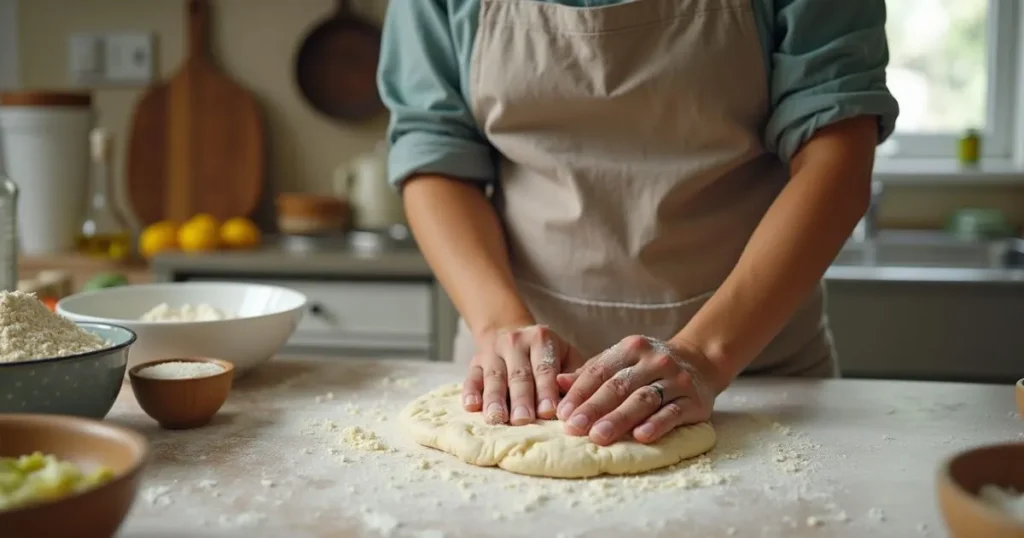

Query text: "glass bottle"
[0, 174, 17, 292]
[957, 128, 981, 167]
[77, 127, 133, 261]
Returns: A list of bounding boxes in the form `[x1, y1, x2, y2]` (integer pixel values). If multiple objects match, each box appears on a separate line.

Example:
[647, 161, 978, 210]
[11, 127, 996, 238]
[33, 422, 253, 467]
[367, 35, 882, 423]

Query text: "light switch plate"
[68, 32, 155, 87]
[104, 32, 154, 83]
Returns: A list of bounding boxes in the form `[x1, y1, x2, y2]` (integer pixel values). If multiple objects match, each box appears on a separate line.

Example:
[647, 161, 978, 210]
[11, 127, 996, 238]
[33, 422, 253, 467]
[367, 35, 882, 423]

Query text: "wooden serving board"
[126, 0, 264, 225]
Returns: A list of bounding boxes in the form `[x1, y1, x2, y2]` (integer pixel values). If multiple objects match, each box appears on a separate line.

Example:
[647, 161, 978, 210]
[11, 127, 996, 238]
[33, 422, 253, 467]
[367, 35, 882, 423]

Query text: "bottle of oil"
[78, 127, 133, 261]
[0, 173, 18, 291]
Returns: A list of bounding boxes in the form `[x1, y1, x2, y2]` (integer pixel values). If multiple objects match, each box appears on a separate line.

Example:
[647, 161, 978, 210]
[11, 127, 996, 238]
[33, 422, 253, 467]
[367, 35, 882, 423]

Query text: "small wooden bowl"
[0, 414, 148, 538]
[128, 358, 235, 430]
[275, 192, 350, 235]
[1016, 378, 1023, 417]
[937, 443, 1024, 538]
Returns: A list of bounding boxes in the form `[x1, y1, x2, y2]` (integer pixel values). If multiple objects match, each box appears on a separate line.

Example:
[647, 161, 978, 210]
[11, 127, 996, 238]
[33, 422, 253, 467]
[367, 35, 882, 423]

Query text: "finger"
[555, 373, 575, 393]
[481, 353, 509, 425]
[530, 327, 561, 419]
[632, 396, 708, 444]
[588, 382, 667, 446]
[462, 364, 484, 411]
[498, 333, 536, 426]
[557, 336, 647, 422]
[564, 365, 661, 436]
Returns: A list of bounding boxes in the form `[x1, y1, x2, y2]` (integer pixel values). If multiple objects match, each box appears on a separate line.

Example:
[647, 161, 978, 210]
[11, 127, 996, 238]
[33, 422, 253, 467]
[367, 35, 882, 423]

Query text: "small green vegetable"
[82, 272, 130, 292]
[0, 452, 115, 511]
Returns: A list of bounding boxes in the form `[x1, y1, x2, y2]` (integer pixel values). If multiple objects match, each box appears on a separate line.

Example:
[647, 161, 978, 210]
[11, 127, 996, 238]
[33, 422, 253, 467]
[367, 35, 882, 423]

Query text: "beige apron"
[454, 0, 838, 378]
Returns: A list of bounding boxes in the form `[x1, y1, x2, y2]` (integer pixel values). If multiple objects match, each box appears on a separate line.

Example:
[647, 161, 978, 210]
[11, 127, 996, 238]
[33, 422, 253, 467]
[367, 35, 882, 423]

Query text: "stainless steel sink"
[834, 231, 1024, 270]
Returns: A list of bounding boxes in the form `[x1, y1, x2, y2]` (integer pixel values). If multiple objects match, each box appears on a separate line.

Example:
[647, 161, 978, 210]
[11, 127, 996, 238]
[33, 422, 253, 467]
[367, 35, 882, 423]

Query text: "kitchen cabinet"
[826, 279, 1023, 384]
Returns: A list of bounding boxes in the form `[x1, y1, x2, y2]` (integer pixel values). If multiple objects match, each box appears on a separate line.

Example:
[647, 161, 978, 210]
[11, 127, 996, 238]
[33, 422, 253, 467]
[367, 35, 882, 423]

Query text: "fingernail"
[592, 421, 613, 440]
[636, 423, 655, 439]
[538, 399, 555, 415]
[557, 400, 575, 419]
[511, 406, 531, 423]
[568, 414, 589, 430]
[486, 402, 506, 420]
[463, 394, 480, 407]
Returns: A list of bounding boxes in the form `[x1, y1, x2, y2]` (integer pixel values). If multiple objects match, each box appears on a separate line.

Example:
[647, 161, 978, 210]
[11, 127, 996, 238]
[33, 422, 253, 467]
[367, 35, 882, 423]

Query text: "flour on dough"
[400, 383, 716, 478]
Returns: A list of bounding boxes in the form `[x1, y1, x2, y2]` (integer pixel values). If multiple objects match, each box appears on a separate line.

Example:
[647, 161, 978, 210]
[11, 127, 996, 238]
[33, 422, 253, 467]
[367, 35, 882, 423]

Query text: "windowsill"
[873, 158, 1024, 186]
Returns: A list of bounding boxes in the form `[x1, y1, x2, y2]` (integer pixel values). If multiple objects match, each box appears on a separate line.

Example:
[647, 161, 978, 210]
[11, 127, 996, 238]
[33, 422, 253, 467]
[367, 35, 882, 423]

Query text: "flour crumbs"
[0, 291, 107, 363]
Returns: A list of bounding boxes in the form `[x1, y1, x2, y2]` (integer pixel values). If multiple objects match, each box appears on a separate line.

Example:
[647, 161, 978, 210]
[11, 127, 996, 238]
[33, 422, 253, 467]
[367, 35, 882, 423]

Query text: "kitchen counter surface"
[115, 356, 1023, 538]
[151, 245, 432, 279]
[151, 244, 1024, 285]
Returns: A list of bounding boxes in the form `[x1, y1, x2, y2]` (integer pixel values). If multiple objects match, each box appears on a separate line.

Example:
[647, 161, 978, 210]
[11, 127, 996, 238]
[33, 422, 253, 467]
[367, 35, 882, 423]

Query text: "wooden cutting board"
[126, 0, 264, 226]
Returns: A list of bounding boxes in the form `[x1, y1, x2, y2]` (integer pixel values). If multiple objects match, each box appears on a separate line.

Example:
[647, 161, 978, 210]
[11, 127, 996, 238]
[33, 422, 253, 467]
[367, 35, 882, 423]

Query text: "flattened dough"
[400, 383, 716, 478]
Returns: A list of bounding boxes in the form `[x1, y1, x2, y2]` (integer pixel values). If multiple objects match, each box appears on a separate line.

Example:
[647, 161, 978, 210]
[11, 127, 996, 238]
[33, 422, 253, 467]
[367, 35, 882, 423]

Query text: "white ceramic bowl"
[56, 282, 307, 376]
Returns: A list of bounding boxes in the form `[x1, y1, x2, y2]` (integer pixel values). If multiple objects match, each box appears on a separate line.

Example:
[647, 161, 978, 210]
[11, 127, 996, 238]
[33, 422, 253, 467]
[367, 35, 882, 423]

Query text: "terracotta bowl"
[937, 442, 1024, 538]
[0, 414, 148, 538]
[1016, 378, 1023, 417]
[128, 357, 235, 430]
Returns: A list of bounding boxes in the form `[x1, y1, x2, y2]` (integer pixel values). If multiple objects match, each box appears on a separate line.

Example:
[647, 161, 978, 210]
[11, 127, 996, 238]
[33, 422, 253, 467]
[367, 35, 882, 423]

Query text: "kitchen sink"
[834, 231, 1024, 270]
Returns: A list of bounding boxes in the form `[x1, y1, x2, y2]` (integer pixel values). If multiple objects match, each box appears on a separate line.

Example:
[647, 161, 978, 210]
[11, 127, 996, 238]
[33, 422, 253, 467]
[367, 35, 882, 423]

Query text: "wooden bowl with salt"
[128, 358, 235, 430]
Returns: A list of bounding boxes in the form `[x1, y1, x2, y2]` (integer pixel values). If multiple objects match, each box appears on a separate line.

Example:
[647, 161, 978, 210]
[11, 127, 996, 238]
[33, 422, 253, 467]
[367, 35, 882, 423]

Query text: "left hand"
[555, 335, 726, 446]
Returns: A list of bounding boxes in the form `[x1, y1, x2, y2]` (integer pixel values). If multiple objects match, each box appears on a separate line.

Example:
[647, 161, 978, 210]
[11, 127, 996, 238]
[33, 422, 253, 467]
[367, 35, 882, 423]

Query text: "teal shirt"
[378, 0, 900, 187]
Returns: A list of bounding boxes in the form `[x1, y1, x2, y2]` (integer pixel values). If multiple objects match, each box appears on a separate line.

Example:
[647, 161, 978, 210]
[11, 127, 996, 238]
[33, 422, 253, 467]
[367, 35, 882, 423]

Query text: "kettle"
[334, 143, 405, 230]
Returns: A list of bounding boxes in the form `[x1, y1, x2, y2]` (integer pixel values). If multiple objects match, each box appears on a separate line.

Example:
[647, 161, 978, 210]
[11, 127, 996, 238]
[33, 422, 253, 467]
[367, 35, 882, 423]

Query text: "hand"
[463, 325, 585, 426]
[555, 335, 726, 446]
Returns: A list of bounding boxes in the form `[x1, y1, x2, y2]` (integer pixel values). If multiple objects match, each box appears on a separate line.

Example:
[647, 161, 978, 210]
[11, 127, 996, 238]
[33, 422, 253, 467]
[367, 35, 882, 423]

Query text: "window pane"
[885, 0, 988, 134]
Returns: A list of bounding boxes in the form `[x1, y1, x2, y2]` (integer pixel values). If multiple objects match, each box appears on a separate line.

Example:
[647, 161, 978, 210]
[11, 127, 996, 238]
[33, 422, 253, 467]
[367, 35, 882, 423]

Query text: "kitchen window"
[880, 0, 1019, 162]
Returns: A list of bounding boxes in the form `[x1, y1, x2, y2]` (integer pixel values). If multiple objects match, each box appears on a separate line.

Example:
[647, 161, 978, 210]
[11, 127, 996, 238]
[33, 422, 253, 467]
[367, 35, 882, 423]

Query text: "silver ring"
[649, 382, 665, 406]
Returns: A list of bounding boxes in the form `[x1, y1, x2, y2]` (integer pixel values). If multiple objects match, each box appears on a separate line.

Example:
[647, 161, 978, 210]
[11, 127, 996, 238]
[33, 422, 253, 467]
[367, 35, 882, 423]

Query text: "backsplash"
[15, 0, 1024, 232]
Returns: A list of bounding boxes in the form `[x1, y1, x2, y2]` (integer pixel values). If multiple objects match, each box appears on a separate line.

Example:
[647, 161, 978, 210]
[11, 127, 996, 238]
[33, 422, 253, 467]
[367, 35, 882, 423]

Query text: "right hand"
[463, 325, 585, 426]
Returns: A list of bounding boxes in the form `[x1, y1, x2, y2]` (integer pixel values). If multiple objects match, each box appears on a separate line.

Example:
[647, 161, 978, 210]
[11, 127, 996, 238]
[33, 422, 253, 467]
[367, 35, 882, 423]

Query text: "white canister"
[0, 92, 94, 254]
[335, 142, 406, 230]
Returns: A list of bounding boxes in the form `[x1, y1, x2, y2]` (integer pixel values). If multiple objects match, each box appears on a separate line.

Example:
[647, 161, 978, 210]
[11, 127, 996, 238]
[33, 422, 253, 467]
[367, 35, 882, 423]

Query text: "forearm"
[674, 117, 879, 388]
[403, 175, 534, 340]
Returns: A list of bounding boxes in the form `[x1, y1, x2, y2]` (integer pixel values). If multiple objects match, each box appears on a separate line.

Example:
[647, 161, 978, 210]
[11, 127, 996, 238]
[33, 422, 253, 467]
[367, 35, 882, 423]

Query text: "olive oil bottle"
[77, 128, 133, 261]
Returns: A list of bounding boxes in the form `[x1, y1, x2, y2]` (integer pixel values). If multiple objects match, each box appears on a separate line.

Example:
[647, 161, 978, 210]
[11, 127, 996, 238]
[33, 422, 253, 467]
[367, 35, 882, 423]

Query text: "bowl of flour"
[55, 282, 306, 376]
[0, 291, 137, 418]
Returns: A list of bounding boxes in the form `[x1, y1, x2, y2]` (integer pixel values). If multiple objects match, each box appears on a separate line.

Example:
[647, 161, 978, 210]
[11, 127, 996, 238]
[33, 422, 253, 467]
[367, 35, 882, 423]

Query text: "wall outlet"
[69, 32, 154, 87]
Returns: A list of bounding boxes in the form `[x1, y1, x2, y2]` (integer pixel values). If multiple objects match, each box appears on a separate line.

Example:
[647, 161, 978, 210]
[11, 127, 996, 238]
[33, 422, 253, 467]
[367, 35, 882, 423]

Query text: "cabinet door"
[191, 277, 433, 352]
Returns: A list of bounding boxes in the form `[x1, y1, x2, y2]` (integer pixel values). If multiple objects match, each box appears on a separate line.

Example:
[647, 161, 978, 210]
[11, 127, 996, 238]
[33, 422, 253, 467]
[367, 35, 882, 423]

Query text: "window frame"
[879, 0, 1019, 161]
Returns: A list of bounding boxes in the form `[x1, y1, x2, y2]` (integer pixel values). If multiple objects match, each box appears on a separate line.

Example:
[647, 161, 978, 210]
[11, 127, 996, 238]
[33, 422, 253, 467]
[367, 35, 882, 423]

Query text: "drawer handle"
[307, 303, 337, 324]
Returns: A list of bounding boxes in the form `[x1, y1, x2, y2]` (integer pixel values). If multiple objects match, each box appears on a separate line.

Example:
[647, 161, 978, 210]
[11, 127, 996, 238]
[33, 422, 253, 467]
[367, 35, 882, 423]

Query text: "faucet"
[851, 180, 884, 242]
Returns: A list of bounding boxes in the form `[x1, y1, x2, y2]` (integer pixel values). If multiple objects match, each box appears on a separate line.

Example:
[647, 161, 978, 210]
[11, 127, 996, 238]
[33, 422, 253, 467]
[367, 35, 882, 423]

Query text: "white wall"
[0, 0, 17, 89]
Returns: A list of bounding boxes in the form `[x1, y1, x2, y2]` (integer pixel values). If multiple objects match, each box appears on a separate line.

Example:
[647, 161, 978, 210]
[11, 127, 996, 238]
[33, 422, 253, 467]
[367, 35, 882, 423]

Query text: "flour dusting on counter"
[115, 358, 1022, 538]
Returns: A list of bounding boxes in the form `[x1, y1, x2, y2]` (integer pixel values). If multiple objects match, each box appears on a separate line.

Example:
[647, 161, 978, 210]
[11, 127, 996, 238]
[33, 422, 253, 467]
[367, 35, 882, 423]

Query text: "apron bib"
[455, 0, 837, 378]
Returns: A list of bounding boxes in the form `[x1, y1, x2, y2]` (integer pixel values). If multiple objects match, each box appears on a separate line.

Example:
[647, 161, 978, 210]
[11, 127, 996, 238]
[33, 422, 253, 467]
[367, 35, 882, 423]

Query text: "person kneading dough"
[380, 0, 899, 453]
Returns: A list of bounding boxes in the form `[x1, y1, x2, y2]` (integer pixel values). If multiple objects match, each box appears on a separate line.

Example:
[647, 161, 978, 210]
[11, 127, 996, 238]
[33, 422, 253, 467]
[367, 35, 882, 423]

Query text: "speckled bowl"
[0, 323, 137, 419]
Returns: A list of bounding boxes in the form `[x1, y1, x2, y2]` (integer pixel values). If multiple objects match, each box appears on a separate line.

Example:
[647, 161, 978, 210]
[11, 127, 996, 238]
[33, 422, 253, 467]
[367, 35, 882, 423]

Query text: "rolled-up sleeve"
[377, 0, 495, 188]
[764, 0, 900, 162]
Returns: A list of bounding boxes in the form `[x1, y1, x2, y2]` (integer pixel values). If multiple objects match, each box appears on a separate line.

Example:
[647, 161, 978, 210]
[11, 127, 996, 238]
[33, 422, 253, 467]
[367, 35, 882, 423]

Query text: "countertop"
[150, 243, 1024, 285]
[115, 356, 1023, 538]
[151, 244, 431, 279]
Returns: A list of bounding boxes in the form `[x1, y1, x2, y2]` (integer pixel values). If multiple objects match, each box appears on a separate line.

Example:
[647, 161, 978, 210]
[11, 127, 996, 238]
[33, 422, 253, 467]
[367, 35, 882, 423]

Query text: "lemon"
[178, 218, 220, 253]
[138, 221, 179, 259]
[187, 213, 220, 230]
[219, 217, 262, 249]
